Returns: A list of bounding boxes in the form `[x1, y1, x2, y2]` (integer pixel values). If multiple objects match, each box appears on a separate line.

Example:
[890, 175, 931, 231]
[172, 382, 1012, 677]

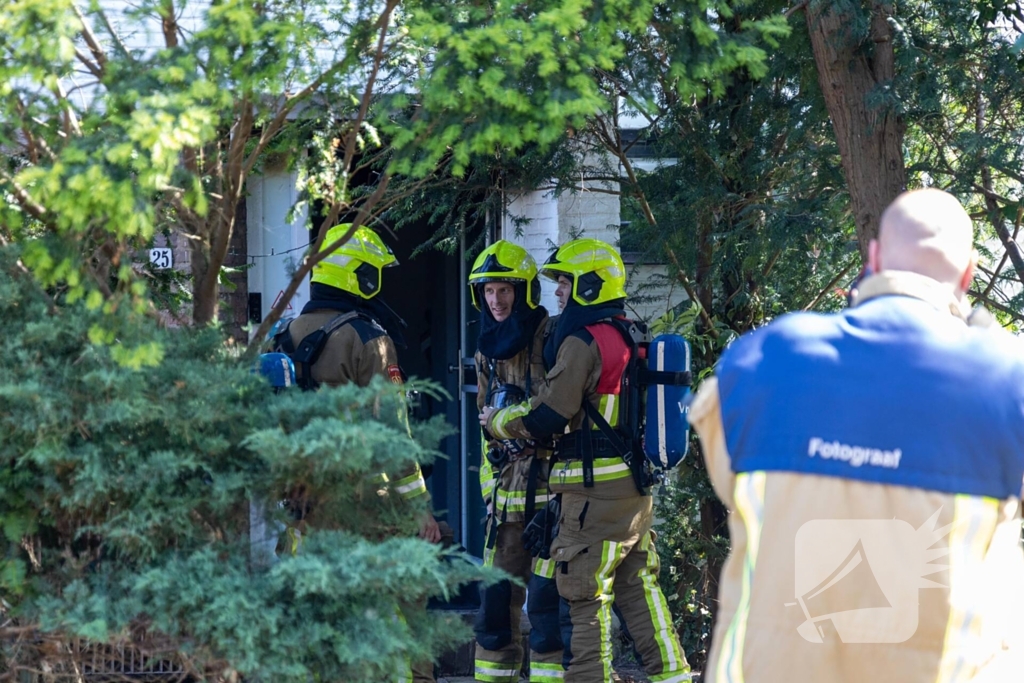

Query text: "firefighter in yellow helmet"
[468, 240, 564, 683]
[479, 238, 690, 683]
[282, 224, 440, 683]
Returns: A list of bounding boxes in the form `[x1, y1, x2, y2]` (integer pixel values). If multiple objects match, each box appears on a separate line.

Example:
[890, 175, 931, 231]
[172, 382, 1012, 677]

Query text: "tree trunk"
[191, 211, 237, 326]
[190, 237, 219, 326]
[805, 0, 906, 257]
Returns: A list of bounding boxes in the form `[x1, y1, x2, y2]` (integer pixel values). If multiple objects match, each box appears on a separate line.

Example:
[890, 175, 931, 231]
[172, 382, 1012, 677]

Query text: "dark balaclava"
[476, 280, 548, 361]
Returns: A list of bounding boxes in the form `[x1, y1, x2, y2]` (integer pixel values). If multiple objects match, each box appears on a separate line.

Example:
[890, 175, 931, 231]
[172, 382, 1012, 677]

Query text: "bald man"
[690, 189, 1024, 683]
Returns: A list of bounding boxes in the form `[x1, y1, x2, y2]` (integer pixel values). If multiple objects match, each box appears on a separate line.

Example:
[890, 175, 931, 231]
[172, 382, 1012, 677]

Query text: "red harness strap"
[585, 321, 631, 395]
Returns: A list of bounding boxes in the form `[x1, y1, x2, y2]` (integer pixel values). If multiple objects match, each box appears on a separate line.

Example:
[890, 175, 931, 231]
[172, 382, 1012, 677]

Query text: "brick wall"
[221, 200, 250, 343]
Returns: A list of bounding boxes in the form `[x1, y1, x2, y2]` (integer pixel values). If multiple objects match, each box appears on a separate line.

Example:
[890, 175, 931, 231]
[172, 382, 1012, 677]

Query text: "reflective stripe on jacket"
[476, 313, 552, 523]
[487, 319, 635, 496]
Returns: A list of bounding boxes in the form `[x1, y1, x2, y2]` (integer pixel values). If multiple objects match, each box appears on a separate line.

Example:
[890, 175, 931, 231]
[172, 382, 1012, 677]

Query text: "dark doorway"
[385, 220, 486, 556]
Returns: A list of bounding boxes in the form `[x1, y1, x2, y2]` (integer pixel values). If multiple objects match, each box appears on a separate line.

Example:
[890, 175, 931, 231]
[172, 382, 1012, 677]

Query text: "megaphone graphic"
[796, 539, 891, 643]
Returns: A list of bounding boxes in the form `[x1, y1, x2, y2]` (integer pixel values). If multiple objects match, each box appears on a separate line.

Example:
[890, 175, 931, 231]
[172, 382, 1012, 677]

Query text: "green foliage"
[654, 463, 729, 668]
[392, 0, 659, 177]
[0, 245, 485, 680]
[894, 0, 1024, 318]
[4, 0, 675, 327]
[616, 2, 857, 339]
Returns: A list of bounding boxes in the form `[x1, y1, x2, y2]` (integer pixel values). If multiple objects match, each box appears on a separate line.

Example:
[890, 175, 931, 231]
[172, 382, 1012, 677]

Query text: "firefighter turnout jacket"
[287, 308, 428, 501]
[476, 313, 555, 522]
[289, 307, 434, 683]
[473, 313, 565, 683]
[486, 317, 691, 683]
[690, 271, 1024, 683]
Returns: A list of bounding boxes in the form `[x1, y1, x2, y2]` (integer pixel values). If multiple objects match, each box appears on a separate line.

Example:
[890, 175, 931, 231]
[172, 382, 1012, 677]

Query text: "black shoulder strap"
[292, 311, 365, 389]
[640, 369, 692, 386]
[274, 319, 297, 354]
[582, 401, 646, 495]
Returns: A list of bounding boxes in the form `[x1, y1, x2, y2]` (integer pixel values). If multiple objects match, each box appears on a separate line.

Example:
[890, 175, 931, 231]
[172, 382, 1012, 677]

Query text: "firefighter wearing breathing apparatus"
[480, 239, 690, 683]
[283, 223, 439, 683]
[469, 240, 565, 683]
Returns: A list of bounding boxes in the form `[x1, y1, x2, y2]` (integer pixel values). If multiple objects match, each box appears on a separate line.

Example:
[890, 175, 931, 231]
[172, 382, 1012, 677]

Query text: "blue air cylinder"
[643, 334, 692, 469]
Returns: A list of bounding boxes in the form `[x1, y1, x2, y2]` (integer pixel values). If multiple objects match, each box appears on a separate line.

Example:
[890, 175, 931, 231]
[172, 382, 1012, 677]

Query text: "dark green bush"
[0, 246, 482, 681]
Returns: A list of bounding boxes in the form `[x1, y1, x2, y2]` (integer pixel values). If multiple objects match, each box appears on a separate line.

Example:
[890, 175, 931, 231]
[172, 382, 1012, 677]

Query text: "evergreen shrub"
[0, 246, 482, 681]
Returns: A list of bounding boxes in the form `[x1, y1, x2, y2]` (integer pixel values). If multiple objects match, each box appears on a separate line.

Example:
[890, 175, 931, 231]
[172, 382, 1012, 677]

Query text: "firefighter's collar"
[852, 270, 969, 321]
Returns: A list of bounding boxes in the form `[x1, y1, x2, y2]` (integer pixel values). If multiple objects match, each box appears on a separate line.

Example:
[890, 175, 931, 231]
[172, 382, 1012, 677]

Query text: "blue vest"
[717, 295, 1024, 499]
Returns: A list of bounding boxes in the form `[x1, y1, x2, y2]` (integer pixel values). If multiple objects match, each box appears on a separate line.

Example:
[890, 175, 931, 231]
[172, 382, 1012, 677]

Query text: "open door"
[384, 225, 486, 557]
[454, 231, 486, 556]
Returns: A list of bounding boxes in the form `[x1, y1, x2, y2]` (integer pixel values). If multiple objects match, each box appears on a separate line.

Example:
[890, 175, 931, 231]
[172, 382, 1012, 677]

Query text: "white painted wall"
[626, 263, 689, 324]
[503, 189, 563, 313]
[501, 161, 624, 315]
[500, 171, 687, 324]
[246, 168, 310, 324]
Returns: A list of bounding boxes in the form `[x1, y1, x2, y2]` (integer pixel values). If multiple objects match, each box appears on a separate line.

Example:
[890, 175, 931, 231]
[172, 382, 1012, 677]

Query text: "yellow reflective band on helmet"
[394, 469, 428, 499]
[474, 658, 521, 682]
[311, 224, 397, 300]
[490, 401, 532, 440]
[554, 457, 632, 484]
[530, 661, 566, 681]
[468, 239, 541, 310]
[540, 238, 626, 306]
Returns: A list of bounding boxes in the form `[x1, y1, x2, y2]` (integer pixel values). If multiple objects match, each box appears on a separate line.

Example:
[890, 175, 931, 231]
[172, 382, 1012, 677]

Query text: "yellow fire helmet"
[468, 240, 541, 310]
[540, 238, 627, 306]
[311, 223, 397, 299]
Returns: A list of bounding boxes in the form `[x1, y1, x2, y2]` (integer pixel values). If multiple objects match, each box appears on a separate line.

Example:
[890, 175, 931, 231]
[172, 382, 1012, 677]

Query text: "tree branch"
[94, 5, 134, 64]
[0, 168, 48, 220]
[159, 0, 179, 48]
[785, 1, 809, 18]
[246, 175, 393, 351]
[73, 48, 104, 80]
[664, 245, 719, 337]
[71, 2, 108, 75]
[803, 260, 857, 311]
[241, 0, 400, 182]
[969, 288, 1024, 324]
[980, 202, 1023, 300]
[338, 0, 400, 181]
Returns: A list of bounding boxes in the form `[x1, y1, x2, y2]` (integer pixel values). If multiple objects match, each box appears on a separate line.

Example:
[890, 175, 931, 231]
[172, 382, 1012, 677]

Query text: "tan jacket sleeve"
[475, 351, 489, 412]
[360, 335, 429, 501]
[487, 335, 597, 441]
[356, 336, 396, 387]
[689, 376, 735, 510]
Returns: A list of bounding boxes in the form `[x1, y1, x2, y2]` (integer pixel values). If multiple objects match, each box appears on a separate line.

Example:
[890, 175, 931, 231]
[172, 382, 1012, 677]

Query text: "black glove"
[485, 446, 508, 470]
[522, 497, 560, 559]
